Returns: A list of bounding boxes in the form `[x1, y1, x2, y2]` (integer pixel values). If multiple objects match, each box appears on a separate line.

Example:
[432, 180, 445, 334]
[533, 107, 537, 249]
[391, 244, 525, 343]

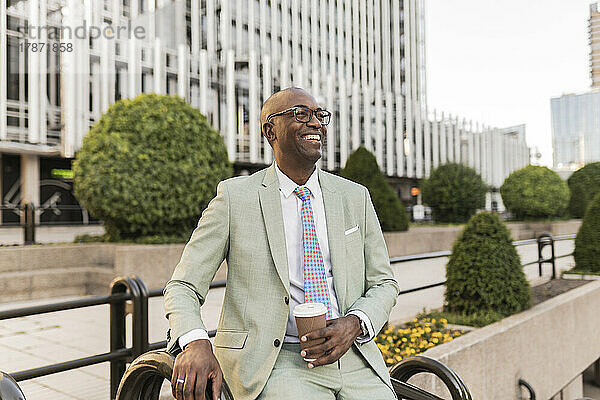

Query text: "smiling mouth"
[302, 134, 322, 142]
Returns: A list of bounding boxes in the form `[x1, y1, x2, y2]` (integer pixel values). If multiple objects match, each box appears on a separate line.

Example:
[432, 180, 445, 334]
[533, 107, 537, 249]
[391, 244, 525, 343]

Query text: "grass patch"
[563, 268, 600, 276]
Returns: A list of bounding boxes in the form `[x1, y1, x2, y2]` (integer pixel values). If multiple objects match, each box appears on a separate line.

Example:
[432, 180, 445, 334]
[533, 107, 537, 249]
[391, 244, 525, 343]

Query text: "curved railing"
[113, 351, 471, 400]
[0, 371, 26, 400]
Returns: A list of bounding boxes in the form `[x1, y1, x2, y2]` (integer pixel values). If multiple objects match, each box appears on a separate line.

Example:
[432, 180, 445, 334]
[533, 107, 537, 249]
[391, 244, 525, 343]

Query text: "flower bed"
[375, 317, 464, 367]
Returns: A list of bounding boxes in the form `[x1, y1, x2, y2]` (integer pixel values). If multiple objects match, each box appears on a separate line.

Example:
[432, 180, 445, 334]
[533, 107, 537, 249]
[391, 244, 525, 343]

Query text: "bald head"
[260, 87, 317, 136]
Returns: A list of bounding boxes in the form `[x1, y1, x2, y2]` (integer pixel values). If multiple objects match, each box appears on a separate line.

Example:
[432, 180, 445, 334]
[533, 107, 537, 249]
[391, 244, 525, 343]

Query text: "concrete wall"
[414, 280, 600, 399]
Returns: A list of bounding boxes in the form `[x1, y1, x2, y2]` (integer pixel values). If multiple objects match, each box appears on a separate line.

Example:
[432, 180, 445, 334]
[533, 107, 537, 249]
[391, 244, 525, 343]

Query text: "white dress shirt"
[178, 164, 374, 349]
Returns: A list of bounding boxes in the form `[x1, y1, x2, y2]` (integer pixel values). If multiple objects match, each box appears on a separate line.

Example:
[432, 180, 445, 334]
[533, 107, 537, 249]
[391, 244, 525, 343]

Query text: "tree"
[567, 162, 600, 218]
[500, 165, 569, 219]
[445, 212, 531, 316]
[73, 94, 232, 241]
[573, 193, 600, 272]
[340, 146, 409, 232]
[421, 163, 487, 223]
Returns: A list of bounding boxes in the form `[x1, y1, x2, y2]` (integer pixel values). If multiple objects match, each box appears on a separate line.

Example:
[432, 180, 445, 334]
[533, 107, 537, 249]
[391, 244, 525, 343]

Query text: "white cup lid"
[293, 302, 327, 318]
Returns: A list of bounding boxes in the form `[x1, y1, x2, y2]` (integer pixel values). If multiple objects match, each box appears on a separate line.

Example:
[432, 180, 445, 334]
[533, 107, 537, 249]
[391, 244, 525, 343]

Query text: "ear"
[262, 121, 276, 143]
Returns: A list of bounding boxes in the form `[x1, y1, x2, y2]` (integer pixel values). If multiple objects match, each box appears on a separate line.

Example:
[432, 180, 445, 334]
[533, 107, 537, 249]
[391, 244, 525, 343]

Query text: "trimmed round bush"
[73, 94, 232, 241]
[500, 165, 569, 219]
[567, 162, 600, 218]
[341, 146, 409, 232]
[573, 193, 600, 272]
[421, 163, 487, 223]
[445, 212, 531, 316]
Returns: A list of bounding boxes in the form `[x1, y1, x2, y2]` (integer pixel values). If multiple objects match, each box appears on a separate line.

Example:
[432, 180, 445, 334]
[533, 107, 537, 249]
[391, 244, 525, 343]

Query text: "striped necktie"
[293, 186, 333, 319]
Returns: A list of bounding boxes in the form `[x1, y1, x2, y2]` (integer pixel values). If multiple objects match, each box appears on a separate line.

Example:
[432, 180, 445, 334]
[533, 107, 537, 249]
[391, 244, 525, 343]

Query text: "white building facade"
[0, 0, 529, 225]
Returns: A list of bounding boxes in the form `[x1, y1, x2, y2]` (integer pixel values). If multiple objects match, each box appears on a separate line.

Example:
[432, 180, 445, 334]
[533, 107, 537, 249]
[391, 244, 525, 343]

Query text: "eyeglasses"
[266, 106, 332, 126]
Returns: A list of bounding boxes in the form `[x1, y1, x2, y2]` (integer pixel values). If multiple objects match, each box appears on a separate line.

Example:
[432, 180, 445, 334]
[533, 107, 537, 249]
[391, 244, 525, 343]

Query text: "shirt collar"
[274, 162, 321, 199]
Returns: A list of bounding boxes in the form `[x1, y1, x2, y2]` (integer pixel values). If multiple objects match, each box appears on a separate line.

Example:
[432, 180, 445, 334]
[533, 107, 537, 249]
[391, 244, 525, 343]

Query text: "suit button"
[284, 297, 289, 305]
[274, 339, 281, 347]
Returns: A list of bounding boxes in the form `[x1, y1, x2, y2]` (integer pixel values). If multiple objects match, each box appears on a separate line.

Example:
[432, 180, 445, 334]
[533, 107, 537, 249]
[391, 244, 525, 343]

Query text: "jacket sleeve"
[163, 180, 230, 353]
[347, 187, 400, 336]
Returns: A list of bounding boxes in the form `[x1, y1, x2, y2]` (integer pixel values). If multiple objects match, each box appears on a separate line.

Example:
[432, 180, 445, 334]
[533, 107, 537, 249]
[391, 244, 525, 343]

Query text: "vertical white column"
[474, 122, 481, 174]
[373, 0, 381, 91]
[385, 92, 394, 176]
[260, 0, 268, 54]
[78, 1, 90, 149]
[344, 0, 352, 88]
[129, 31, 139, 98]
[311, 0, 319, 95]
[405, 95, 414, 177]
[454, 116, 461, 164]
[381, 0, 391, 93]
[363, 87, 371, 152]
[271, 0, 280, 73]
[301, 0, 309, 88]
[415, 104, 423, 178]
[375, 88, 383, 168]
[404, 0, 413, 177]
[396, 95, 405, 176]
[29, 0, 40, 143]
[199, 50, 208, 114]
[339, 78, 349, 168]
[226, 50, 236, 161]
[392, 0, 401, 94]
[0, 3, 6, 141]
[177, 44, 188, 99]
[432, 110, 439, 169]
[439, 112, 447, 164]
[263, 55, 273, 164]
[112, 0, 121, 30]
[100, 25, 112, 113]
[191, 0, 200, 55]
[359, 0, 368, 90]
[281, 0, 290, 87]
[468, 120, 475, 168]
[319, 0, 327, 85]
[221, 0, 230, 52]
[424, 107, 431, 177]
[207, 0, 215, 62]
[249, 0, 256, 56]
[352, 83, 360, 150]
[62, 0, 79, 157]
[291, 0, 300, 84]
[446, 114, 454, 162]
[249, 51, 259, 163]
[39, 0, 48, 144]
[154, 38, 163, 94]
[326, 77, 335, 170]
[366, 0, 374, 89]
[328, 0, 336, 84]
[352, 0, 360, 88]
[336, 0, 344, 81]
[236, 0, 243, 54]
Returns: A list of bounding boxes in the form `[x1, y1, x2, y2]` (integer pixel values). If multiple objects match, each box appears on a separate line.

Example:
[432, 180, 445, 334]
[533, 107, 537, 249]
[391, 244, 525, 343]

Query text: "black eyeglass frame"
[266, 106, 332, 126]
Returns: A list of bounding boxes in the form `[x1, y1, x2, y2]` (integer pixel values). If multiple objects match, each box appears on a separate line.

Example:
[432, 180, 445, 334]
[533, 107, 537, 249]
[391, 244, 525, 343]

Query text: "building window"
[7, 36, 20, 101]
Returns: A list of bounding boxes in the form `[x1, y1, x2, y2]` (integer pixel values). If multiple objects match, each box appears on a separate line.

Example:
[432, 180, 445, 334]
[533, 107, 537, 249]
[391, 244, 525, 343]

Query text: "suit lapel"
[318, 169, 348, 313]
[259, 164, 290, 294]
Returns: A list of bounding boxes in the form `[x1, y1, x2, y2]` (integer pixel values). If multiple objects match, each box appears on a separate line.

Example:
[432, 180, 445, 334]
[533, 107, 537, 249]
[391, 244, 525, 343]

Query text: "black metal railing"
[0, 233, 576, 399]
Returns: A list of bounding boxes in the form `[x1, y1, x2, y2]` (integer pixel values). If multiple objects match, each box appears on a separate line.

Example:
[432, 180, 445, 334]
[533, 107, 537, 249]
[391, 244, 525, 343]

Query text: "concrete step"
[0, 265, 115, 303]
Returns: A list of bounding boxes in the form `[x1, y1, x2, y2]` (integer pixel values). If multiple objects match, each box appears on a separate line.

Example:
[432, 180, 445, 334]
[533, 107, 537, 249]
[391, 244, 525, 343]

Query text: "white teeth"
[304, 134, 321, 141]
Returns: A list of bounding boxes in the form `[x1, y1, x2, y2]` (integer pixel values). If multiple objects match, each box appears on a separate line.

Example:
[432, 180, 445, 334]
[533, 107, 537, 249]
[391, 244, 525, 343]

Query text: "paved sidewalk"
[0, 241, 586, 399]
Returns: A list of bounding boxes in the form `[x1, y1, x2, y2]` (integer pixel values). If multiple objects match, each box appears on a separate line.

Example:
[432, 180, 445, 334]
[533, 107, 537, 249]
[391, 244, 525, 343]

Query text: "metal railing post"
[22, 203, 35, 245]
[537, 232, 556, 280]
[109, 276, 141, 400]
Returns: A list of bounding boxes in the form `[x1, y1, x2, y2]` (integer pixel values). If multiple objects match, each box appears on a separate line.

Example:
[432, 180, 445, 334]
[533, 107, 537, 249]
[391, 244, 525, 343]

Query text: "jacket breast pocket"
[344, 225, 361, 244]
[213, 330, 249, 349]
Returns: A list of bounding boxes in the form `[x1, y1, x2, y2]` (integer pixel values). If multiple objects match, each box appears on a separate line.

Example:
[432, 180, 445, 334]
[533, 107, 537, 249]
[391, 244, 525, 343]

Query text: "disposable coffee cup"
[293, 303, 327, 361]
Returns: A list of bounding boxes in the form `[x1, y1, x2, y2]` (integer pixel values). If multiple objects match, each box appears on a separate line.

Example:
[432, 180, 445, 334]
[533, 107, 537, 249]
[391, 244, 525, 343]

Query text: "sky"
[426, 0, 593, 167]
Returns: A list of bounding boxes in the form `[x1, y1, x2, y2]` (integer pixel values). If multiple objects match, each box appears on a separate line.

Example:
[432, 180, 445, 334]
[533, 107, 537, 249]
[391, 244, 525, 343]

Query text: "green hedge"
[445, 212, 531, 316]
[341, 146, 409, 232]
[500, 165, 569, 219]
[73, 94, 232, 241]
[421, 163, 487, 223]
[567, 162, 600, 218]
[573, 194, 600, 272]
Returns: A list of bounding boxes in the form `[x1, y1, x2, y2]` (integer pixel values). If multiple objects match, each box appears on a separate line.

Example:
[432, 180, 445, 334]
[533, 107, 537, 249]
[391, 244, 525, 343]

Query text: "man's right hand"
[171, 339, 223, 400]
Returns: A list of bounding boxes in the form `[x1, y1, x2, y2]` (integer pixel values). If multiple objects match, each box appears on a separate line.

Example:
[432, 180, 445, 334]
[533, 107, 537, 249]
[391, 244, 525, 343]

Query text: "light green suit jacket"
[164, 163, 400, 400]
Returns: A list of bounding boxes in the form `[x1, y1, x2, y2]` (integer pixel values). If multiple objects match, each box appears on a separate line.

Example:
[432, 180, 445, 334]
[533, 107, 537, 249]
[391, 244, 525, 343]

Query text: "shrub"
[567, 162, 600, 218]
[73, 94, 232, 241]
[500, 165, 569, 219]
[445, 212, 531, 316]
[421, 163, 487, 223]
[573, 193, 600, 272]
[340, 146, 409, 232]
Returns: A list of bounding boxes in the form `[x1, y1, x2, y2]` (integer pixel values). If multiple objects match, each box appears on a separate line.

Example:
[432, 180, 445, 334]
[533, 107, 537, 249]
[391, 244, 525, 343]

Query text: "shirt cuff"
[178, 328, 210, 350]
[347, 310, 375, 344]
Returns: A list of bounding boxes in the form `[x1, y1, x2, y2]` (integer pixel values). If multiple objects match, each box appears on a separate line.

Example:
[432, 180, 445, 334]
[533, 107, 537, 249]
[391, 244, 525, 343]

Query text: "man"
[164, 87, 399, 400]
